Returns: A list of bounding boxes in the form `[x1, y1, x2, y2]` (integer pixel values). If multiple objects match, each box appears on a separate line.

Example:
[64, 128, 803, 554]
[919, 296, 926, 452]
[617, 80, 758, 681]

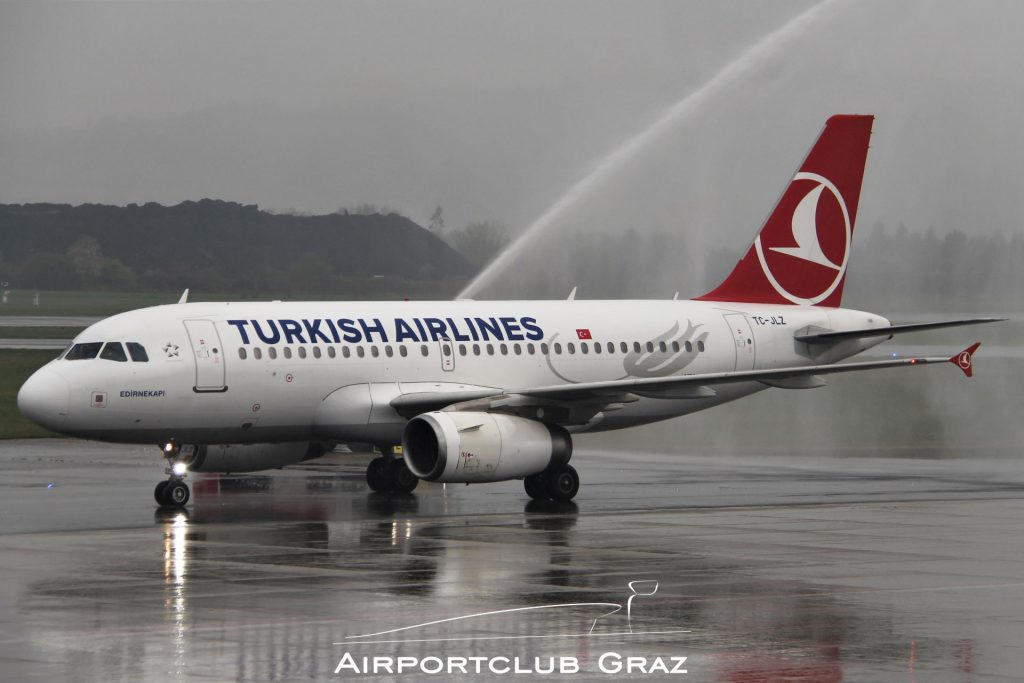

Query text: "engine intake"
[403, 412, 571, 483]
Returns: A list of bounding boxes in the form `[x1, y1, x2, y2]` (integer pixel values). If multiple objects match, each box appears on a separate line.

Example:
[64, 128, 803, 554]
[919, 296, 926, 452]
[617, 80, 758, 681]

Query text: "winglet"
[949, 342, 981, 378]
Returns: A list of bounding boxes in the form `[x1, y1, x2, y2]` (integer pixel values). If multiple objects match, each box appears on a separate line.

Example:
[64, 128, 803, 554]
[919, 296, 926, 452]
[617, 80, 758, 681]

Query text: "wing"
[390, 344, 982, 424]
[795, 318, 1005, 343]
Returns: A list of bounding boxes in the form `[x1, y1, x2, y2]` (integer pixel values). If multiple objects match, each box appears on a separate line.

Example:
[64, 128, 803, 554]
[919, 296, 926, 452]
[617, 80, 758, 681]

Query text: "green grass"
[0, 350, 62, 439]
[0, 326, 84, 339]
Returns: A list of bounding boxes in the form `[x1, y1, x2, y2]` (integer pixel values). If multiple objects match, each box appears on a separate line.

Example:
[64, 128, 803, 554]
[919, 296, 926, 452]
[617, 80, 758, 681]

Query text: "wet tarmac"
[1, 439, 1022, 682]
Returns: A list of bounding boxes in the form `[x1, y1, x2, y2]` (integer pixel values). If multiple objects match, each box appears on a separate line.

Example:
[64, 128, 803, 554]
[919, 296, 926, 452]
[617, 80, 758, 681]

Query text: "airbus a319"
[17, 115, 1001, 507]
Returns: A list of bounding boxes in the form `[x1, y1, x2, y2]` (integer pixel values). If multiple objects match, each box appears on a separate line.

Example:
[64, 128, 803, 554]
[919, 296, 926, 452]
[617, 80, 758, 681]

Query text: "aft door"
[439, 337, 455, 372]
[183, 320, 227, 392]
[723, 313, 755, 371]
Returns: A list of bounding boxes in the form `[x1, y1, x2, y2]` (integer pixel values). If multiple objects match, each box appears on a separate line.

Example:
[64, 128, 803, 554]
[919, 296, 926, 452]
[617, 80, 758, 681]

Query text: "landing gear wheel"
[390, 461, 420, 494]
[524, 474, 547, 500]
[545, 465, 579, 502]
[154, 481, 169, 504]
[163, 480, 190, 507]
[366, 457, 390, 492]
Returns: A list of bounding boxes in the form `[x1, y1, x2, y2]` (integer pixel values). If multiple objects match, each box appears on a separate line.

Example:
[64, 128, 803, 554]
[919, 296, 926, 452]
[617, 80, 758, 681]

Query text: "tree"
[428, 206, 445, 236]
[446, 221, 510, 268]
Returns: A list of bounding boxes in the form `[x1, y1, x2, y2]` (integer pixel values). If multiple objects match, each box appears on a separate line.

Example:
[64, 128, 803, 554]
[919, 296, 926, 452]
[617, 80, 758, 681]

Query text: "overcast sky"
[3, 0, 1023, 294]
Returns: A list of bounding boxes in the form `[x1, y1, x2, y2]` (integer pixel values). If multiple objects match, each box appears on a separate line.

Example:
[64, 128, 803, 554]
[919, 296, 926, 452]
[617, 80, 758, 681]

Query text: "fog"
[2, 0, 1019, 456]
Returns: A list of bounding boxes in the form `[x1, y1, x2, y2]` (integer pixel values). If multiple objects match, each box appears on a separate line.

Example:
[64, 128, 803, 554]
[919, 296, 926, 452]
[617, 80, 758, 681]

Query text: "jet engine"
[402, 411, 571, 483]
[184, 442, 328, 473]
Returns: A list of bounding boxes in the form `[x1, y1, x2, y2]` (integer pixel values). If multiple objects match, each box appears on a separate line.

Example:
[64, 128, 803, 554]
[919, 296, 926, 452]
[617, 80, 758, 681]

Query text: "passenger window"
[620, 342, 628, 353]
[357, 347, 366, 358]
[442, 345, 451, 357]
[581, 342, 589, 354]
[283, 347, 293, 359]
[126, 342, 149, 362]
[697, 341, 705, 352]
[659, 341, 667, 353]
[313, 347, 322, 359]
[540, 343, 549, 355]
[371, 346, 379, 358]
[385, 345, 394, 358]
[298, 347, 307, 359]
[633, 342, 641, 353]
[671, 341, 680, 353]
[473, 344, 481, 356]
[238, 347, 247, 360]
[499, 343, 508, 355]
[342, 347, 351, 358]
[486, 343, 494, 355]
[513, 343, 521, 355]
[459, 344, 467, 356]
[100, 342, 128, 362]
[592, 342, 599, 354]
[254, 347, 263, 360]
[554, 343, 562, 354]
[65, 342, 103, 360]
[399, 346, 408, 357]
[327, 346, 336, 358]
[685, 341, 692, 353]
[527, 343, 535, 355]
[269, 347, 278, 359]
[420, 345, 429, 357]
[646, 342, 654, 353]
[567, 342, 575, 354]
[607, 342, 615, 353]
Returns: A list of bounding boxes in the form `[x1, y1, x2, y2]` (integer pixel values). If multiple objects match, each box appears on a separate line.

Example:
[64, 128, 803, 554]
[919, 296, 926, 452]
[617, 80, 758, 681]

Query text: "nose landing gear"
[155, 443, 192, 507]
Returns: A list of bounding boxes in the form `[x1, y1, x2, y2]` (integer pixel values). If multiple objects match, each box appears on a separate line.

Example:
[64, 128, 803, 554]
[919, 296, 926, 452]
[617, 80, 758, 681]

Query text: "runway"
[0, 440, 1022, 682]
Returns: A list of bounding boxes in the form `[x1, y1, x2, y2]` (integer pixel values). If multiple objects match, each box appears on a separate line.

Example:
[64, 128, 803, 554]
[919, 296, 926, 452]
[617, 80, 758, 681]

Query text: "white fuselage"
[18, 299, 890, 446]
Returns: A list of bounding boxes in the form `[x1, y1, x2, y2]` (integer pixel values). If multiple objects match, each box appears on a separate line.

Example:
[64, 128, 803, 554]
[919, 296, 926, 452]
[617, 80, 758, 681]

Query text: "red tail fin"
[950, 342, 981, 378]
[697, 114, 874, 307]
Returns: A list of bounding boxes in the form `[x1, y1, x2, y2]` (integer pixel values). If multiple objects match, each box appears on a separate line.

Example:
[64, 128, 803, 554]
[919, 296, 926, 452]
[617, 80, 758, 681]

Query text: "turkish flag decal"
[576, 329, 592, 340]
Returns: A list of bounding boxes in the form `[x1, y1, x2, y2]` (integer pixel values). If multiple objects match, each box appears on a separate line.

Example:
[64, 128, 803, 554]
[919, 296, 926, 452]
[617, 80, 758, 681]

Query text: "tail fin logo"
[753, 172, 851, 305]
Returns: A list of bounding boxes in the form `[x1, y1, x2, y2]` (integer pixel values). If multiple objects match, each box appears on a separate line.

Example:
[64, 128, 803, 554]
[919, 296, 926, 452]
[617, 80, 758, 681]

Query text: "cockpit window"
[126, 342, 149, 362]
[65, 342, 103, 360]
[100, 342, 128, 362]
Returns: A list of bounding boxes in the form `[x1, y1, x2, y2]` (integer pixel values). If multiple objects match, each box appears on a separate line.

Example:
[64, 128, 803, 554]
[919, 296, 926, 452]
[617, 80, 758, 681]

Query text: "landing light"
[172, 462, 188, 476]
[164, 442, 175, 453]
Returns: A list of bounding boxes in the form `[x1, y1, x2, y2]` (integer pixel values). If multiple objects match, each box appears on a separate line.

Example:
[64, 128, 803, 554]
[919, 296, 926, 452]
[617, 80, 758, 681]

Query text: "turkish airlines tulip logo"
[754, 172, 851, 304]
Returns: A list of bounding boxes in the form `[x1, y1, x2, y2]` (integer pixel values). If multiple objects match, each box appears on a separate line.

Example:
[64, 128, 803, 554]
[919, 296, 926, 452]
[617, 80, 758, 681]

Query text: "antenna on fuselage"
[672, 291, 679, 300]
[178, 289, 189, 304]
[567, 286, 577, 301]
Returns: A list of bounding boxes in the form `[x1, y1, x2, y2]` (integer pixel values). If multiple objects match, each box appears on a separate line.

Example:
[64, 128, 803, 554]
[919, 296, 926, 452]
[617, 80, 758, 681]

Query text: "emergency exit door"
[723, 313, 756, 371]
[183, 319, 227, 392]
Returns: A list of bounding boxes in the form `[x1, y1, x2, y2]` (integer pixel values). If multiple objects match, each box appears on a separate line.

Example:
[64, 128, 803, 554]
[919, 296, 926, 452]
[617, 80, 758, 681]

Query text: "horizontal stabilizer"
[794, 318, 1006, 344]
[949, 342, 981, 378]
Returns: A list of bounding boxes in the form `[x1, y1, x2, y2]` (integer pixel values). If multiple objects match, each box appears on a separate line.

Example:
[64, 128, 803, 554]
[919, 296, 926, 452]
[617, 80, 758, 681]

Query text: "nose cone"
[18, 366, 70, 431]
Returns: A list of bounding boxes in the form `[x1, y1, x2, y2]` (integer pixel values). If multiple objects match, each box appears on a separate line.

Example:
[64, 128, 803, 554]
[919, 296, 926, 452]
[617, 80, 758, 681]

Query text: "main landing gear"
[366, 452, 419, 494]
[155, 443, 191, 508]
[524, 464, 580, 502]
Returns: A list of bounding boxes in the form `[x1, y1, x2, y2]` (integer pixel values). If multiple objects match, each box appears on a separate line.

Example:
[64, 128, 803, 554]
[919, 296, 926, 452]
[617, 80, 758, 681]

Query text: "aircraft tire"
[164, 480, 190, 507]
[390, 461, 420, 494]
[366, 457, 390, 492]
[545, 465, 579, 502]
[524, 474, 547, 500]
[154, 481, 169, 504]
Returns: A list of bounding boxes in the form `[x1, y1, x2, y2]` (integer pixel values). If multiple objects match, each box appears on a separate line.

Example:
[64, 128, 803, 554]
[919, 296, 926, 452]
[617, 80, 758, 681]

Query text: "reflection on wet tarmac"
[1, 441, 1023, 681]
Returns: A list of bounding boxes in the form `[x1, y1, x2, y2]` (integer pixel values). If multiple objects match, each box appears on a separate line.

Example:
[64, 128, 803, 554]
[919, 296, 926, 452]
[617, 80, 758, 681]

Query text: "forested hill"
[0, 200, 473, 294]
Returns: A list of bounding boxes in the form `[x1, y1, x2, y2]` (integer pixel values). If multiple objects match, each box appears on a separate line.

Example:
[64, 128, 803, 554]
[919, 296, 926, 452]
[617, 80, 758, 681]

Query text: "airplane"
[17, 114, 1002, 508]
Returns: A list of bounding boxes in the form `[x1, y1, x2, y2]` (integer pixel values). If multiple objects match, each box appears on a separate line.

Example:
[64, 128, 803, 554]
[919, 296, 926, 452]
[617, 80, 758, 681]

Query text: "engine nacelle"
[403, 412, 571, 483]
[184, 442, 328, 473]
